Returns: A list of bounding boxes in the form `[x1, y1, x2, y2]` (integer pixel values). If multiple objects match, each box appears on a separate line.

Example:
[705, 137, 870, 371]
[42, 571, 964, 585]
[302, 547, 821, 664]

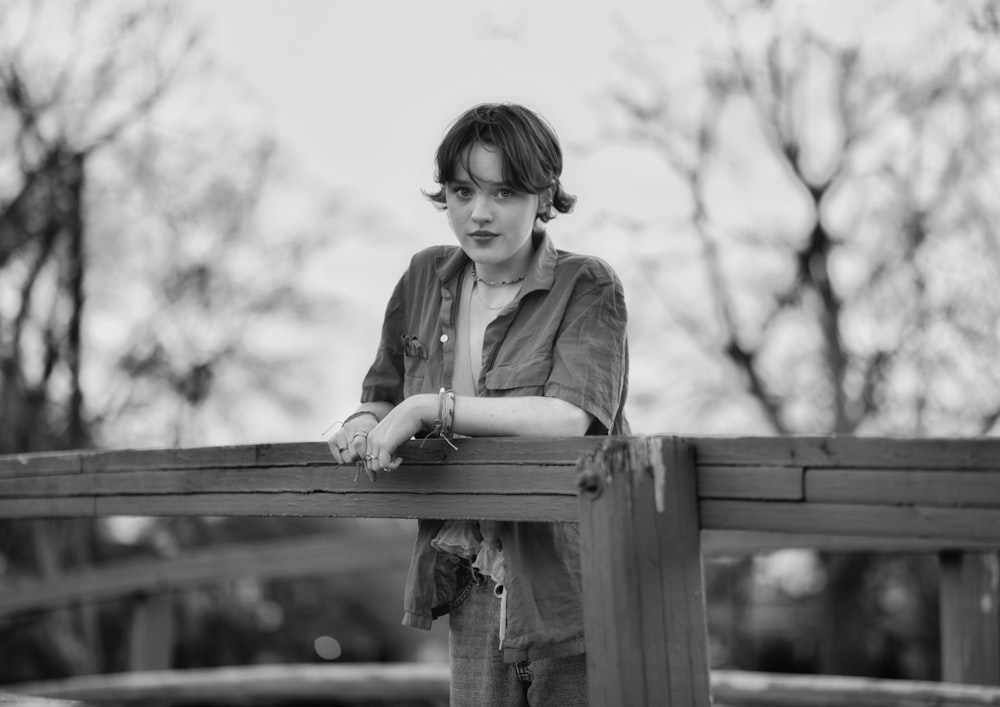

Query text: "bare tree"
[606, 0, 1000, 438]
[0, 0, 343, 679]
[601, 0, 1000, 678]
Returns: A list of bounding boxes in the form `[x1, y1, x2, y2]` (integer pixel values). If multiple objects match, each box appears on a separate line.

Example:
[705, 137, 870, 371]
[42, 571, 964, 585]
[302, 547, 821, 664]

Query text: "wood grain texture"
[700, 500, 1000, 543]
[0, 438, 605, 477]
[578, 437, 711, 707]
[698, 466, 803, 500]
[695, 437, 1000, 469]
[807, 469, 1000, 506]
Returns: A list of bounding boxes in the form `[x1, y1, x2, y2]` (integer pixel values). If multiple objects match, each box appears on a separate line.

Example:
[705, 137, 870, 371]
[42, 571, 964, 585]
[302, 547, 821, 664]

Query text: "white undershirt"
[453, 263, 520, 396]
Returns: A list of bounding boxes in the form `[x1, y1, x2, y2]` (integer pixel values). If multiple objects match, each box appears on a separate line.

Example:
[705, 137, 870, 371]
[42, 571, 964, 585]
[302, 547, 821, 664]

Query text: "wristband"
[343, 410, 379, 426]
[428, 388, 458, 450]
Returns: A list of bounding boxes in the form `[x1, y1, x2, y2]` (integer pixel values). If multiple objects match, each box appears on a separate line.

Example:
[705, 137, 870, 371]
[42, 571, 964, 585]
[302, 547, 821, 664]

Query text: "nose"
[471, 194, 492, 224]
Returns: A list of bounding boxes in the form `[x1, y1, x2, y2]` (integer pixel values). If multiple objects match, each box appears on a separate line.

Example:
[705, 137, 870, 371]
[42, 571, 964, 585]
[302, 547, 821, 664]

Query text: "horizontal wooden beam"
[806, 469, 1000, 506]
[0, 529, 414, 617]
[10, 663, 451, 704]
[10, 665, 1000, 706]
[0, 692, 85, 706]
[711, 669, 1000, 706]
[2, 437, 999, 544]
[702, 530, 1000, 555]
[693, 437, 1000, 469]
[0, 438, 604, 477]
[5, 528, 985, 619]
[700, 500, 1000, 543]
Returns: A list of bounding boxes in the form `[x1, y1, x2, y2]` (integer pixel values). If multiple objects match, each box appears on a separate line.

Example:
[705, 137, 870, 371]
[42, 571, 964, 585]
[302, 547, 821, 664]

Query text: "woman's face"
[444, 142, 542, 279]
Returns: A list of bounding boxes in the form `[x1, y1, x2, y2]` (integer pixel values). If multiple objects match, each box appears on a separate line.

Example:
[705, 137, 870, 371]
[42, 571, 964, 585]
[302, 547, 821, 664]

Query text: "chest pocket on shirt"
[402, 335, 431, 397]
[484, 355, 551, 396]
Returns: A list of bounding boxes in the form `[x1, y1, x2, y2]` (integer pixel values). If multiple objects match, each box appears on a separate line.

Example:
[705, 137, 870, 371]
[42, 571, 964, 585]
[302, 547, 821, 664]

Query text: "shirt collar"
[435, 232, 558, 294]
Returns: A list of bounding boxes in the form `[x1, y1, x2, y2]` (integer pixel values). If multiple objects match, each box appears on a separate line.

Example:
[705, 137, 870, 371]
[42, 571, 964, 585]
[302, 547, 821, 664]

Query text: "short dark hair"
[424, 103, 576, 233]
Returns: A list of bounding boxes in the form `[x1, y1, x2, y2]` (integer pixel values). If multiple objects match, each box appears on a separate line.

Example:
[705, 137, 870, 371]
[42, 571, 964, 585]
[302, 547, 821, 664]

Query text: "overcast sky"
[190, 1, 715, 241]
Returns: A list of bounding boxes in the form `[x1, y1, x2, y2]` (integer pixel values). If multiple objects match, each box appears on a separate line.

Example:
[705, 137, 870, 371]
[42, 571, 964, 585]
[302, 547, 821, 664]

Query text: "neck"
[472, 263, 525, 287]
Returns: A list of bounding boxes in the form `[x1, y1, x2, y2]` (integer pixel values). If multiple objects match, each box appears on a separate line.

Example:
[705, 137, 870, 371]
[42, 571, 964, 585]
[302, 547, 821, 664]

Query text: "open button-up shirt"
[360, 232, 629, 662]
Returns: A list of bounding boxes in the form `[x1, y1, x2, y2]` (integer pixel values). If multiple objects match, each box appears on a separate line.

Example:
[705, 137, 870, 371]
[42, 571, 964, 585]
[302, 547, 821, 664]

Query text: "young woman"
[326, 102, 629, 706]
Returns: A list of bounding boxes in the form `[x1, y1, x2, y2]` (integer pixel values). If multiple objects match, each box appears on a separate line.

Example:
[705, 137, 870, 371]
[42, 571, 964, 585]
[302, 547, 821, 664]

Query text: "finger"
[363, 454, 379, 483]
[349, 430, 369, 458]
[388, 456, 403, 471]
[327, 437, 351, 463]
[377, 448, 394, 472]
[328, 434, 351, 462]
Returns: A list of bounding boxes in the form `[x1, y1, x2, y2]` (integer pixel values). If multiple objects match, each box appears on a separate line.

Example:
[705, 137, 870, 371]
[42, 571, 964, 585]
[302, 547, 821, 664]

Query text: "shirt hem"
[501, 636, 586, 663]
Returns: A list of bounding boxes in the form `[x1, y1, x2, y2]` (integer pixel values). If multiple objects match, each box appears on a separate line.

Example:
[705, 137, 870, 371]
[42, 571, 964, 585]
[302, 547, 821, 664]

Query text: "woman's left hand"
[363, 394, 436, 475]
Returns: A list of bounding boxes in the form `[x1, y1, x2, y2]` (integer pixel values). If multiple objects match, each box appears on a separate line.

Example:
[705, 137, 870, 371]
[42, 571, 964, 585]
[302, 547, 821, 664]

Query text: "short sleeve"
[544, 267, 629, 435]
[360, 273, 407, 405]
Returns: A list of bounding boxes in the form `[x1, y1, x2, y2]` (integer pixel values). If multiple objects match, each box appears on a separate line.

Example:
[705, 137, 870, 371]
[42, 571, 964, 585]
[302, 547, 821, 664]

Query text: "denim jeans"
[449, 578, 588, 706]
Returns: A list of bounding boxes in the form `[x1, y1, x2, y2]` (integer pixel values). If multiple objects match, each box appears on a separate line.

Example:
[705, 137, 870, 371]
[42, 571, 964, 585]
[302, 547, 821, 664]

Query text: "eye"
[449, 185, 473, 199]
[496, 188, 514, 199]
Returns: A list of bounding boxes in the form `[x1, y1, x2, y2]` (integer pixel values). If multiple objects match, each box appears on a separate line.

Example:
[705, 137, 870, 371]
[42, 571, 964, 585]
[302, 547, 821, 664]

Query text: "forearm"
[451, 395, 593, 437]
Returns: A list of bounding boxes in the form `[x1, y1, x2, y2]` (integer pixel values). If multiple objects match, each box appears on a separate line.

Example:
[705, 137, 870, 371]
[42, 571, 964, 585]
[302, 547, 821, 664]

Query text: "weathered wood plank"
[695, 437, 1000, 469]
[0, 438, 606, 477]
[0, 464, 580, 498]
[698, 466, 802, 500]
[0, 498, 94, 518]
[88, 492, 578, 521]
[0, 463, 805, 502]
[807, 469, 1000, 506]
[700, 500, 1000, 543]
[655, 438, 712, 706]
[579, 437, 711, 707]
[940, 551, 1000, 685]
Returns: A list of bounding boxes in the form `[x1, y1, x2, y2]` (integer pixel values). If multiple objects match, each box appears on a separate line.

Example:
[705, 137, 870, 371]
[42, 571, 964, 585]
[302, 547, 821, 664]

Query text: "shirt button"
[440, 334, 449, 343]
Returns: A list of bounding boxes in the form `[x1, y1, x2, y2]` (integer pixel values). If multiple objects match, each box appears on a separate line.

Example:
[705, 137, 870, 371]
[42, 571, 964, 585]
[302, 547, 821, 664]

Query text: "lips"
[469, 230, 499, 238]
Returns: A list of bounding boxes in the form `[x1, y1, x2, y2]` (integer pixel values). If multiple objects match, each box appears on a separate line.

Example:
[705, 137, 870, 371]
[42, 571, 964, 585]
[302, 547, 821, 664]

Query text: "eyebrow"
[447, 176, 514, 190]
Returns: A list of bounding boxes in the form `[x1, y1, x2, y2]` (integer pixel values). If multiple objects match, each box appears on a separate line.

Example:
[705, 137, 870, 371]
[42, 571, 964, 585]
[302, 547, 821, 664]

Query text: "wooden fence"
[1, 435, 999, 705]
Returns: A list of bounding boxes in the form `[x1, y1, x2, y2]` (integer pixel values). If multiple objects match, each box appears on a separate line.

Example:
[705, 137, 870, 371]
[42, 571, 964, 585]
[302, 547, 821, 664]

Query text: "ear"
[537, 187, 553, 217]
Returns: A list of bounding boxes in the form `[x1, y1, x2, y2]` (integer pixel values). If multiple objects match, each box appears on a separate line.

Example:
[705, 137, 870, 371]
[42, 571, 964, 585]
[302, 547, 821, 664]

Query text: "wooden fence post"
[577, 436, 712, 707]
[940, 551, 1000, 685]
[128, 591, 174, 672]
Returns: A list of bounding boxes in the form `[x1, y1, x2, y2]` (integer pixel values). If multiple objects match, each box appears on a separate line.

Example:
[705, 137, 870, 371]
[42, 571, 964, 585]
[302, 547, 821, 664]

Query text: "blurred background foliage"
[1, 0, 998, 698]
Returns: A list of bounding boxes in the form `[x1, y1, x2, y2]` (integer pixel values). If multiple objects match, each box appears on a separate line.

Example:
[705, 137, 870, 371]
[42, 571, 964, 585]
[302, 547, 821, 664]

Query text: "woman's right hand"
[326, 411, 379, 464]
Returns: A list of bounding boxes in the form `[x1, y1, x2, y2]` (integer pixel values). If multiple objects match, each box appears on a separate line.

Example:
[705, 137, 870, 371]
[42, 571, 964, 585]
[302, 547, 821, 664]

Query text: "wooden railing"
[1, 435, 999, 705]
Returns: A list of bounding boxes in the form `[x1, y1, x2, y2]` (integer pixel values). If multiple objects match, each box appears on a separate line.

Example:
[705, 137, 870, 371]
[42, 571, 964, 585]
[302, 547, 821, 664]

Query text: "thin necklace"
[472, 264, 525, 287]
[473, 280, 511, 311]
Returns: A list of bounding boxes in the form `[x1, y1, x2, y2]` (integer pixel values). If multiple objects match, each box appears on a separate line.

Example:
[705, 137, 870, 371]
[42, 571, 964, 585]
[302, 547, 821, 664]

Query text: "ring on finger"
[352, 430, 369, 440]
